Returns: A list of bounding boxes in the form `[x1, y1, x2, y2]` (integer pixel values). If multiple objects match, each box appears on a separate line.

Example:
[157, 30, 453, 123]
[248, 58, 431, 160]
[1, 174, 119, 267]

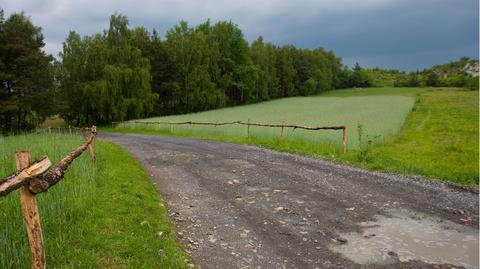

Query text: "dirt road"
[101, 133, 479, 269]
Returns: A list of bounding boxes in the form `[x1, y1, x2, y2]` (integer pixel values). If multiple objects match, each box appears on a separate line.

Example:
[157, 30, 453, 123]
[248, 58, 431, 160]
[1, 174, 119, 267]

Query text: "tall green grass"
[0, 134, 188, 268]
[120, 93, 415, 149]
[358, 89, 479, 185]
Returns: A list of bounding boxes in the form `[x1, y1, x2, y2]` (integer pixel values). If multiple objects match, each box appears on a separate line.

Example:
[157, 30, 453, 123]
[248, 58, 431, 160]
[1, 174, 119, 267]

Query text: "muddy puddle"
[330, 209, 479, 268]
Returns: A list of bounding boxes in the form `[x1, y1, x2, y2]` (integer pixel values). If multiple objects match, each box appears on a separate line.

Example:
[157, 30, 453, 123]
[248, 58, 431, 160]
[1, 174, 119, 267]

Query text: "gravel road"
[101, 133, 479, 269]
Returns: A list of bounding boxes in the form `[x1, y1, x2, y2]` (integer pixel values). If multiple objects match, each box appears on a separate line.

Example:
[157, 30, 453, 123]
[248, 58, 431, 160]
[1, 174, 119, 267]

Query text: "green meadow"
[0, 134, 188, 268]
[111, 87, 479, 185]
[120, 89, 416, 149]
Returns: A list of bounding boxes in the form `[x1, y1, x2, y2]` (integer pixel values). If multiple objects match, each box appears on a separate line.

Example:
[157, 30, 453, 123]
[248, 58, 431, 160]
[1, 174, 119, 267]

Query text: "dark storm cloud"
[2, 0, 478, 71]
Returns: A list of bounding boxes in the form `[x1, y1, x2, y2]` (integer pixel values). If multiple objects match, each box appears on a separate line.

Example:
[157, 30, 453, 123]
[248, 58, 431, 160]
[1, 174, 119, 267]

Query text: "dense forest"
[0, 11, 478, 132]
[57, 14, 363, 125]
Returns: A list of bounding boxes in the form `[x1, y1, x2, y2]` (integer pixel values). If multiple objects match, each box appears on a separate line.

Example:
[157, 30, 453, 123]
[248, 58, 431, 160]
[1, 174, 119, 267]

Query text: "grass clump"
[0, 134, 188, 268]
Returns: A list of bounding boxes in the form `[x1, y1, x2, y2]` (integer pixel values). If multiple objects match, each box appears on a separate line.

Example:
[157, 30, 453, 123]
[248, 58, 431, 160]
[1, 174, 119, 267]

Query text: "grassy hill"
[109, 87, 478, 185]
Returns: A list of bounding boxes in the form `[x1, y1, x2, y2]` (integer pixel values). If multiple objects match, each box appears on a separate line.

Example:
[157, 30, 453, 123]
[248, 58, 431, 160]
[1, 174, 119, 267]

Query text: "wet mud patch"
[330, 209, 479, 269]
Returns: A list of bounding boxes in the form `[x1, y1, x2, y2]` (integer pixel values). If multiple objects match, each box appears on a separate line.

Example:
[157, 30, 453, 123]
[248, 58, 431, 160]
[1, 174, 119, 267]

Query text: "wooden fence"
[0, 126, 97, 269]
[113, 120, 348, 154]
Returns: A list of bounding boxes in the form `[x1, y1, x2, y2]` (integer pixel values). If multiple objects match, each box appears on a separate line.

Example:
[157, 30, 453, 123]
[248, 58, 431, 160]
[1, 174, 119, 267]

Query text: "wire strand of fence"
[112, 120, 347, 154]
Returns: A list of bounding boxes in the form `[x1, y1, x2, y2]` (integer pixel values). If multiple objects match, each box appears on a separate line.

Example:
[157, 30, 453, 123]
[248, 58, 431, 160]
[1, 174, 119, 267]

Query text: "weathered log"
[16, 151, 46, 269]
[29, 134, 95, 194]
[0, 156, 51, 197]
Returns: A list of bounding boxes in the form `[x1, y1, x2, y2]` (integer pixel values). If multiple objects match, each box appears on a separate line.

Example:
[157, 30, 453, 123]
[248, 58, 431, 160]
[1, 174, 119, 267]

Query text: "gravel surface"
[101, 133, 479, 269]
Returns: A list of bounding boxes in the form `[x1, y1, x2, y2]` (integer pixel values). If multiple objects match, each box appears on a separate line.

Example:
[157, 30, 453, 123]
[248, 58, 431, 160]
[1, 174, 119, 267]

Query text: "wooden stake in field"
[280, 121, 285, 141]
[68, 125, 72, 135]
[92, 126, 97, 150]
[246, 118, 251, 138]
[16, 151, 46, 269]
[83, 131, 96, 163]
[342, 126, 347, 156]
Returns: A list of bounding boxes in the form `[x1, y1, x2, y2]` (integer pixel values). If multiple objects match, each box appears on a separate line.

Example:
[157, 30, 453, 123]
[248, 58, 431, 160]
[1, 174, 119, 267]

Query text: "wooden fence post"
[170, 121, 174, 133]
[280, 121, 285, 141]
[83, 132, 95, 163]
[247, 118, 251, 138]
[16, 151, 46, 269]
[342, 126, 347, 156]
[47, 127, 51, 134]
[92, 126, 97, 150]
[68, 125, 72, 135]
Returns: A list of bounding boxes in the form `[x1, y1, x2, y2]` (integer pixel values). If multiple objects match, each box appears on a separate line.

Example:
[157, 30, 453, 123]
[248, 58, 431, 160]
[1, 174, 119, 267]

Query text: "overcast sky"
[2, 0, 479, 71]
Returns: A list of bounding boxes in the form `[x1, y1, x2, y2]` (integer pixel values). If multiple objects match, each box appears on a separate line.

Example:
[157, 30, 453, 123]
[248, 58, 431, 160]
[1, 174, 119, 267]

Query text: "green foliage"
[392, 58, 479, 88]
[468, 76, 479, 91]
[426, 72, 439, 87]
[350, 63, 373, 87]
[338, 63, 374, 88]
[0, 135, 188, 268]
[0, 11, 54, 133]
[58, 14, 158, 125]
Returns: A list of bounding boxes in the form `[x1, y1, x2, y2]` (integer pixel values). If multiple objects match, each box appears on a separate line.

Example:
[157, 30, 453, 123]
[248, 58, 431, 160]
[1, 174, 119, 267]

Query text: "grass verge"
[0, 134, 188, 268]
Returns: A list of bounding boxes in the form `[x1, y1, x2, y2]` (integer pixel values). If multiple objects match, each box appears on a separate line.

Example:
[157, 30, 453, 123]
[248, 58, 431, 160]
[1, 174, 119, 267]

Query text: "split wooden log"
[16, 151, 46, 269]
[0, 156, 51, 197]
[28, 134, 95, 194]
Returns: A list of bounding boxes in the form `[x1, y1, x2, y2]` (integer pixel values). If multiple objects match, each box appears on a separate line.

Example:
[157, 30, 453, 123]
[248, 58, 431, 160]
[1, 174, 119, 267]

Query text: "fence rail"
[113, 120, 348, 154]
[0, 126, 97, 269]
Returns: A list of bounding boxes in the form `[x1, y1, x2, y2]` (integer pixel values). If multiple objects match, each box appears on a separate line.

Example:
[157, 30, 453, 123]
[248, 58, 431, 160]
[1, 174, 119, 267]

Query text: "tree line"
[2, 12, 370, 130]
[58, 14, 366, 125]
[2, 11, 476, 132]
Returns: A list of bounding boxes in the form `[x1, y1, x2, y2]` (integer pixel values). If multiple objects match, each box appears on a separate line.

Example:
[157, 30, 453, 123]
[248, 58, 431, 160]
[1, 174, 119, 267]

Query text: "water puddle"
[330, 209, 479, 268]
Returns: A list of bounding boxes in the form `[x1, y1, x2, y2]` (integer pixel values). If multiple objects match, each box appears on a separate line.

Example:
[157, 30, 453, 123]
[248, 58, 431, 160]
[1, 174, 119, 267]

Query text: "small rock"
[333, 238, 348, 244]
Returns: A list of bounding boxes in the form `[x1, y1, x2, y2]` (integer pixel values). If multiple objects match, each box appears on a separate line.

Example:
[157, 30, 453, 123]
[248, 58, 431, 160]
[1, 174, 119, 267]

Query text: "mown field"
[109, 87, 479, 185]
[0, 134, 188, 268]
[119, 89, 417, 149]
